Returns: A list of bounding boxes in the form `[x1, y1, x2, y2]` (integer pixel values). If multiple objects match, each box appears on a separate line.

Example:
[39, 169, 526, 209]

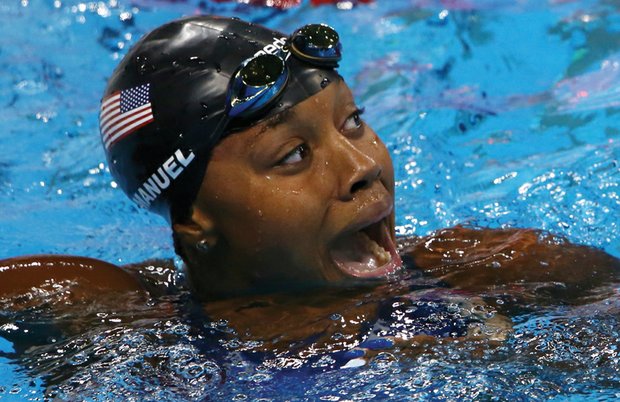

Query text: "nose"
[332, 136, 382, 200]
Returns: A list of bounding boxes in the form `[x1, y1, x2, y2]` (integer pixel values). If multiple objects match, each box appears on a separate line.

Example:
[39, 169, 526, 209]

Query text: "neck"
[184, 250, 253, 301]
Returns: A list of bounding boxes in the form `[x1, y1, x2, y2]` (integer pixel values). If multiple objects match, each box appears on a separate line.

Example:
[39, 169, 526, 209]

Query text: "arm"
[403, 226, 619, 295]
[0, 254, 144, 300]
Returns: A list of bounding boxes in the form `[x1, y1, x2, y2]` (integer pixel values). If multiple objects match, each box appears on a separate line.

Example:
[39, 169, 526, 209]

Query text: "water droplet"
[188, 56, 205, 65]
[330, 313, 342, 321]
[135, 55, 154, 75]
[200, 103, 209, 120]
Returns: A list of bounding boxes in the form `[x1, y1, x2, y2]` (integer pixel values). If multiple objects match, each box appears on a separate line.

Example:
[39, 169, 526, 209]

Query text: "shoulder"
[0, 254, 145, 298]
[398, 226, 619, 294]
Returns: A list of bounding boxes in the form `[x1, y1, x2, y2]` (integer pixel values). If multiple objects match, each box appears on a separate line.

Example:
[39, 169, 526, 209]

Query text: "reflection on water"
[1, 259, 618, 400]
[1, 0, 619, 400]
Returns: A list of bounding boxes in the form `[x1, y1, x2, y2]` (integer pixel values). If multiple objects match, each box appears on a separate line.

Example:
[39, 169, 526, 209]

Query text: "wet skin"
[0, 78, 618, 358]
[175, 79, 402, 299]
[0, 79, 618, 305]
[1, 79, 618, 304]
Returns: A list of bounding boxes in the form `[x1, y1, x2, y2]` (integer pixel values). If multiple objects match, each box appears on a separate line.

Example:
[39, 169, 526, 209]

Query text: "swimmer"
[1, 17, 618, 355]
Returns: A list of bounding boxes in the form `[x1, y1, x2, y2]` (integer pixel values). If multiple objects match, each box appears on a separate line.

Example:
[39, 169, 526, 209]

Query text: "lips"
[329, 210, 402, 279]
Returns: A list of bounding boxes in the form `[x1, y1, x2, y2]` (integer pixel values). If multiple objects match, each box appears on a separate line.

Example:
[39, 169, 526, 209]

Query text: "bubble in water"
[68, 352, 88, 366]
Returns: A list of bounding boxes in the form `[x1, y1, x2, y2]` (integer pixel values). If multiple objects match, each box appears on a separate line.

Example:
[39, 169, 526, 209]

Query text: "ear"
[172, 206, 218, 250]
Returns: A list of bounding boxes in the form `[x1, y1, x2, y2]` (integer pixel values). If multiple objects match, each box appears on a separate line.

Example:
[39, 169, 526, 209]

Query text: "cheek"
[253, 182, 327, 245]
[203, 168, 326, 251]
[199, 164, 261, 246]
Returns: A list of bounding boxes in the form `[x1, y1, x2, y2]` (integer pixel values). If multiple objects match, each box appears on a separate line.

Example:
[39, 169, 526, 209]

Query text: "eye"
[277, 143, 309, 166]
[342, 107, 365, 132]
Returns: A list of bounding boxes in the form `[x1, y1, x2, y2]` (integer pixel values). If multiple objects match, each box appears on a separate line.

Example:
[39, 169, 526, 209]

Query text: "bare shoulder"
[0, 254, 145, 298]
[400, 226, 620, 292]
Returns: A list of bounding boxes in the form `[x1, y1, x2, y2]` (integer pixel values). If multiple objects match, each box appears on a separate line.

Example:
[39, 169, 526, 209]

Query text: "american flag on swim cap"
[100, 83, 154, 150]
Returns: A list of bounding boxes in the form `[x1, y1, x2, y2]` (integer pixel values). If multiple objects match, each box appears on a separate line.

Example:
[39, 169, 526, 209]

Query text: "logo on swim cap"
[100, 16, 341, 221]
[254, 36, 288, 57]
[100, 83, 154, 150]
[132, 149, 196, 209]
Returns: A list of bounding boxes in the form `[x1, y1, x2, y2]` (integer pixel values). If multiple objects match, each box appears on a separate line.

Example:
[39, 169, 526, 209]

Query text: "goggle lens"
[240, 53, 285, 87]
[228, 53, 288, 118]
[290, 23, 341, 66]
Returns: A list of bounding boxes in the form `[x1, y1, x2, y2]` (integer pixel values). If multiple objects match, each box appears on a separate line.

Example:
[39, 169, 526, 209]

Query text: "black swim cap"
[100, 16, 340, 221]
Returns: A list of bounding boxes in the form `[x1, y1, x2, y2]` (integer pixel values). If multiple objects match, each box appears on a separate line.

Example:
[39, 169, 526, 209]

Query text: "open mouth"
[330, 218, 402, 279]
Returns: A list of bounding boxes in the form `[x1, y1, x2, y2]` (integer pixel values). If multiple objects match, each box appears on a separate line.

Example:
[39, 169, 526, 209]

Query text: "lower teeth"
[360, 232, 391, 266]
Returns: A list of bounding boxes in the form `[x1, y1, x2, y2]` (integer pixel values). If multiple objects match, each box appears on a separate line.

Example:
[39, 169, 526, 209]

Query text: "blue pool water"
[1, 0, 619, 400]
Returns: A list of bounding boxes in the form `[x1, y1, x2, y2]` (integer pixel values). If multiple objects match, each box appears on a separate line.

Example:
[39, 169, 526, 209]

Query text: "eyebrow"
[266, 107, 295, 130]
[254, 107, 296, 138]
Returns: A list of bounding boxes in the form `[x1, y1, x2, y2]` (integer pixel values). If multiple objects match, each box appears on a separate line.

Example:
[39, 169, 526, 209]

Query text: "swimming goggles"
[227, 23, 341, 117]
[203, 23, 342, 151]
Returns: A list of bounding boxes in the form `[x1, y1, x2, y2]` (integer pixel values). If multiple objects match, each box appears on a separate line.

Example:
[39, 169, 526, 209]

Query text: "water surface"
[1, 0, 619, 400]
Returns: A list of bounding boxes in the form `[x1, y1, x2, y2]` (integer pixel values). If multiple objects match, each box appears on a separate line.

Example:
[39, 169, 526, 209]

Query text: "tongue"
[331, 231, 391, 273]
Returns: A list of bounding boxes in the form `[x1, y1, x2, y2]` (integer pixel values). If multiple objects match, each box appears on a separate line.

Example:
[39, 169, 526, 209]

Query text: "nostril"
[350, 179, 369, 194]
[348, 166, 382, 196]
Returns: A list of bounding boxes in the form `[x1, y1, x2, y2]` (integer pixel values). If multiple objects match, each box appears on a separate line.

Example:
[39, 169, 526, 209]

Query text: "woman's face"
[190, 79, 400, 290]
